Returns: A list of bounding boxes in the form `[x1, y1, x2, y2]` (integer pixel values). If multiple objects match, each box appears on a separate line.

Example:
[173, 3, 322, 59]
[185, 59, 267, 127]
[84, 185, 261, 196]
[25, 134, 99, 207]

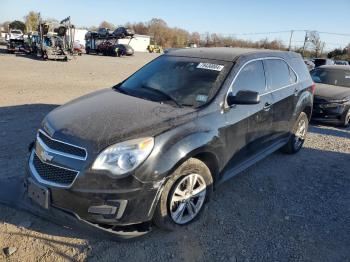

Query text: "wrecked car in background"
[311, 65, 350, 127]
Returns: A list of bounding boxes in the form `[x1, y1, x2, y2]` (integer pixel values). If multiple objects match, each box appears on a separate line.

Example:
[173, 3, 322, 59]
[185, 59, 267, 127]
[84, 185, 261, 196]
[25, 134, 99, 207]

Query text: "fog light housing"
[88, 200, 127, 219]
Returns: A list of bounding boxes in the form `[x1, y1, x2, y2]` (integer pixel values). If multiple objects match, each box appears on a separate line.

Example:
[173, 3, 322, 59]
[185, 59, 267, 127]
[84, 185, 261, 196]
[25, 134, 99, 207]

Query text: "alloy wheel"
[294, 118, 307, 148]
[169, 173, 207, 224]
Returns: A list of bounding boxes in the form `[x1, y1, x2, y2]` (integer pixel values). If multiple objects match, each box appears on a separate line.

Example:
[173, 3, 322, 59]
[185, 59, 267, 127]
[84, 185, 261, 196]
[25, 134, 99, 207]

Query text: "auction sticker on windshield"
[197, 63, 224, 71]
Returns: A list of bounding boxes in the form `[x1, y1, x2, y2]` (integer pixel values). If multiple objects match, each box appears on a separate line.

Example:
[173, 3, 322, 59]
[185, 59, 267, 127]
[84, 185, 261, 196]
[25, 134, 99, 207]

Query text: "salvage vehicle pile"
[5, 16, 79, 61]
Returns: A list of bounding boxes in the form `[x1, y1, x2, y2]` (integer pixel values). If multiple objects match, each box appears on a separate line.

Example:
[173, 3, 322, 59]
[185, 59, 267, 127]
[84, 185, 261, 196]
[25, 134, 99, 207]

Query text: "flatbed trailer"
[85, 33, 132, 56]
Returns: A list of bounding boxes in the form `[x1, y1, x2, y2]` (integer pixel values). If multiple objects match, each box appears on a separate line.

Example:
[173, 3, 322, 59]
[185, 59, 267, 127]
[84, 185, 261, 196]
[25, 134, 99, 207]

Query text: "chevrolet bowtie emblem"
[40, 150, 54, 162]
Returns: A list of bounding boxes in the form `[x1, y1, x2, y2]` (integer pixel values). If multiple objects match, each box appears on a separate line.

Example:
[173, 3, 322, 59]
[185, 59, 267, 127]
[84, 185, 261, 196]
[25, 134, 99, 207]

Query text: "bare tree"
[99, 21, 115, 30]
[0, 21, 11, 32]
[306, 31, 325, 57]
[190, 32, 201, 45]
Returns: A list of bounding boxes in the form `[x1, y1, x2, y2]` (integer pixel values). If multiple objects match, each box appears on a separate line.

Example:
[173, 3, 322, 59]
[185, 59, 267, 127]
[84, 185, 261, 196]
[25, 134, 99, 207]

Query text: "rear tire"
[280, 112, 309, 154]
[153, 158, 213, 231]
[340, 108, 350, 127]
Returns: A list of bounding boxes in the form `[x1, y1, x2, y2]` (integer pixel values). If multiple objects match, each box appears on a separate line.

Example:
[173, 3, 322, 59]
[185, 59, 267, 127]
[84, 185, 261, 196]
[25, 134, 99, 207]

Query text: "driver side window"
[233, 60, 266, 94]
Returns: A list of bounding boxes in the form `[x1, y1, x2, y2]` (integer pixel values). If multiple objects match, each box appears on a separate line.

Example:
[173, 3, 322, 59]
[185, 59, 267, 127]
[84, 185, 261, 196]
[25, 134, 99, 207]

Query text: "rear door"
[263, 58, 299, 140]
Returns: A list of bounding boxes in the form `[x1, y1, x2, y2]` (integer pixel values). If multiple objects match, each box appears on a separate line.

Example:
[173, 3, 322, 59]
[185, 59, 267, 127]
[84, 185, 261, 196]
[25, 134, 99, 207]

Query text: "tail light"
[311, 82, 316, 95]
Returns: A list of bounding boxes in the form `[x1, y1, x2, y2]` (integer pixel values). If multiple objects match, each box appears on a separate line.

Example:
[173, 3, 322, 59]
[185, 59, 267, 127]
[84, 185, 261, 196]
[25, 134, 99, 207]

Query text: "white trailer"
[117, 34, 150, 52]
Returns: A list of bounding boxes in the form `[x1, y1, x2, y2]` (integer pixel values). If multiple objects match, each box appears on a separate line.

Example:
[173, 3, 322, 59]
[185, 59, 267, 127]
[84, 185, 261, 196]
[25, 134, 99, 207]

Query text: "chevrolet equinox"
[26, 48, 314, 235]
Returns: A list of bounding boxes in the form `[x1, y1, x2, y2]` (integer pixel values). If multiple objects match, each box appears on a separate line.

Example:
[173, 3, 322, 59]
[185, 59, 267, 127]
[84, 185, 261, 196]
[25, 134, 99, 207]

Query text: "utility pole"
[320, 42, 325, 57]
[288, 30, 294, 51]
[302, 31, 308, 58]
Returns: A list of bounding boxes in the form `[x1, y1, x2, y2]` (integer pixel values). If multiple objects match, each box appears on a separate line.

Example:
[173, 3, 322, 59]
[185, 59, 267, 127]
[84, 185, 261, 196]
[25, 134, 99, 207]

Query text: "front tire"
[153, 158, 213, 231]
[281, 112, 309, 154]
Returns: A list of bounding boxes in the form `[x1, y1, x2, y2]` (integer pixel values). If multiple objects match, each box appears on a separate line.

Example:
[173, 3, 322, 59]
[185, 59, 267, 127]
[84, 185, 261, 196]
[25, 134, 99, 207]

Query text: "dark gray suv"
[26, 48, 314, 237]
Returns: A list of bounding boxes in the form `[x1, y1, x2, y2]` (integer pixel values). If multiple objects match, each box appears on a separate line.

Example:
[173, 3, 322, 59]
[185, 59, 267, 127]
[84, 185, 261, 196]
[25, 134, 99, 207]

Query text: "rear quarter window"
[289, 57, 311, 83]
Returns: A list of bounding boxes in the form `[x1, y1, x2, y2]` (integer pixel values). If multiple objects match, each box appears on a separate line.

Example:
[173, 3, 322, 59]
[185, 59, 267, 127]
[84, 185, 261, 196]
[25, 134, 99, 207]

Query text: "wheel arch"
[293, 89, 313, 121]
[303, 105, 312, 121]
[191, 151, 220, 185]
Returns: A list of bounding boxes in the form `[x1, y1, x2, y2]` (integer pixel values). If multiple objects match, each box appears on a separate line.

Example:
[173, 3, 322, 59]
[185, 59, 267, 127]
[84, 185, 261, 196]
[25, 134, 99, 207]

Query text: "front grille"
[33, 153, 78, 186]
[38, 131, 86, 158]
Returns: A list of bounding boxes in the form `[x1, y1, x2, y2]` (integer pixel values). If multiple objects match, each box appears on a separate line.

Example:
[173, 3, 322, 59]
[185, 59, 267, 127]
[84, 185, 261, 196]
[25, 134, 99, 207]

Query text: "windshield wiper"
[140, 85, 182, 107]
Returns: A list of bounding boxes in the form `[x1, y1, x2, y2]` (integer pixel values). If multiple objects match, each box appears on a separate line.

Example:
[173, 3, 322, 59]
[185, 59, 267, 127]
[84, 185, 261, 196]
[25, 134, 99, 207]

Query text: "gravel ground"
[0, 46, 349, 262]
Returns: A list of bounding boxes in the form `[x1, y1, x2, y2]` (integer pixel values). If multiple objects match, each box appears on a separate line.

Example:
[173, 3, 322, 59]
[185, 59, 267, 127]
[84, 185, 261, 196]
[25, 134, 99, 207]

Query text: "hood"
[43, 88, 196, 151]
[314, 83, 350, 101]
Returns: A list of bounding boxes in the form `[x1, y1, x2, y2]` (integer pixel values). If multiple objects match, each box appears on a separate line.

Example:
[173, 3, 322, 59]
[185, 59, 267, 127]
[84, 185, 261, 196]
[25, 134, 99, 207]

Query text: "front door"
[223, 59, 274, 170]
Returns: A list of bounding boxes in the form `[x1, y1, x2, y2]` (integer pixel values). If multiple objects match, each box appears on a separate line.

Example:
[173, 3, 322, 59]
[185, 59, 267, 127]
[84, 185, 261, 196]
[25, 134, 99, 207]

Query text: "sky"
[1, 0, 350, 50]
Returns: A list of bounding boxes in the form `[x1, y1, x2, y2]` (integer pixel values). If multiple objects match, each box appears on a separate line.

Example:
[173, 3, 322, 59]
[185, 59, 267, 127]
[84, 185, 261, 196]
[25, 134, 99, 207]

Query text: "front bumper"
[312, 103, 347, 124]
[26, 149, 163, 228]
[0, 175, 151, 240]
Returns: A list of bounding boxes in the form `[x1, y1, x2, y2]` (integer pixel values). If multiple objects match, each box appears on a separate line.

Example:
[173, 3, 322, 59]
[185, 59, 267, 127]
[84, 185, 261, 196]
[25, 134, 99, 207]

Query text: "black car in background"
[311, 65, 350, 126]
[113, 27, 135, 38]
[314, 58, 335, 68]
[97, 27, 111, 38]
[25, 48, 313, 237]
[96, 43, 134, 57]
[116, 44, 134, 56]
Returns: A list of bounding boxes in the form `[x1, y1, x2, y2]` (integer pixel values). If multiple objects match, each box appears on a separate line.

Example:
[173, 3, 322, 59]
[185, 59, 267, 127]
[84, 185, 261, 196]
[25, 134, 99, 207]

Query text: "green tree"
[24, 11, 40, 32]
[9, 20, 26, 32]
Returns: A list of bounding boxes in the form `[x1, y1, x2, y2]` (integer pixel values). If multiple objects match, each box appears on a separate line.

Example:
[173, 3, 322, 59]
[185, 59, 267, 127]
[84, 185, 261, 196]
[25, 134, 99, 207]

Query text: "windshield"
[117, 56, 232, 107]
[311, 68, 350, 88]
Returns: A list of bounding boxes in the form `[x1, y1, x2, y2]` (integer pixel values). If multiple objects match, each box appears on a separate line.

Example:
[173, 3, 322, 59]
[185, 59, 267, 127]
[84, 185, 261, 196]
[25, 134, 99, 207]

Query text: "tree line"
[90, 18, 287, 50]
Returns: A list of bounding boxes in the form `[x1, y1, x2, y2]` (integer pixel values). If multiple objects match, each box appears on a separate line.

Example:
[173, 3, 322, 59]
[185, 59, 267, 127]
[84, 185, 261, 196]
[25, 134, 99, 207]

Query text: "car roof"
[164, 47, 300, 62]
[318, 65, 350, 71]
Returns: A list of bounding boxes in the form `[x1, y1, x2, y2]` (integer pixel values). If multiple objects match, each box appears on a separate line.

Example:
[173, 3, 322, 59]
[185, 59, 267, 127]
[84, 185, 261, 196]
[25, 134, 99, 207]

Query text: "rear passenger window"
[233, 60, 266, 94]
[264, 59, 296, 90]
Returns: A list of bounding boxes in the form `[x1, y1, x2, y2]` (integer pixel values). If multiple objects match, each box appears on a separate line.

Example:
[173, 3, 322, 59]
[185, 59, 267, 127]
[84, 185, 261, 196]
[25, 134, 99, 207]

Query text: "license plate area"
[28, 179, 50, 209]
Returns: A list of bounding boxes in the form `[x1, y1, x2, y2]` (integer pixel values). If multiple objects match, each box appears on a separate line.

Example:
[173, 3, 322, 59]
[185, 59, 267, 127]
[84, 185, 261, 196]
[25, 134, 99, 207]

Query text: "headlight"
[92, 137, 154, 176]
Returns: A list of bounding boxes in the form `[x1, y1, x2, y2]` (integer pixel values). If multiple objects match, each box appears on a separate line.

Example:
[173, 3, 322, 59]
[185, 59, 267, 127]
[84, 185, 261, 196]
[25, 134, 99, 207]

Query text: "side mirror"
[227, 90, 260, 106]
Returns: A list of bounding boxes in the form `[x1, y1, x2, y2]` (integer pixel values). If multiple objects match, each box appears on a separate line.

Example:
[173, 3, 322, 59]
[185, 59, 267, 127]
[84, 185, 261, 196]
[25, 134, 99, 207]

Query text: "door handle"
[294, 88, 299, 95]
[263, 102, 271, 111]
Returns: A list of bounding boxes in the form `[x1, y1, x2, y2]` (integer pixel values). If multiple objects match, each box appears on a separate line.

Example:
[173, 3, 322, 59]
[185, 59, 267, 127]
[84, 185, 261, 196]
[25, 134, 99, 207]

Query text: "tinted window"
[264, 59, 294, 90]
[311, 68, 350, 88]
[118, 56, 232, 107]
[233, 60, 266, 94]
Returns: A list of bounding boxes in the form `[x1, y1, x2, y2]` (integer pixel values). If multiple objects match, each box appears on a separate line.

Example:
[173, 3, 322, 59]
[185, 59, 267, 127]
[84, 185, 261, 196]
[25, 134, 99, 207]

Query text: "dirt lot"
[0, 46, 349, 262]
